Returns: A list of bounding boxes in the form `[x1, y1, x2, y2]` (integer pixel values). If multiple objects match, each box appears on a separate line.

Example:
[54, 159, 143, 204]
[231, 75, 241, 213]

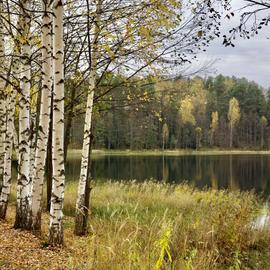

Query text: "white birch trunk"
[30, 106, 37, 179]
[0, 6, 21, 218]
[0, 0, 6, 195]
[30, 1, 52, 231]
[12, 121, 19, 159]
[0, 0, 7, 217]
[74, 0, 101, 235]
[14, 0, 32, 229]
[48, 0, 65, 245]
[0, 88, 16, 219]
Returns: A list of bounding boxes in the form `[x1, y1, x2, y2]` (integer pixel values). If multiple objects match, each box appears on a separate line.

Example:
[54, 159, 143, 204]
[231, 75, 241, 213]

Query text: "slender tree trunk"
[74, 89, 95, 236]
[0, 89, 16, 219]
[46, 100, 53, 212]
[12, 122, 19, 159]
[162, 136, 165, 151]
[74, 0, 101, 236]
[210, 130, 214, 147]
[48, 0, 65, 246]
[75, 133, 93, 235]
[0, 0, 5, 191]
[29, 103, 37, 181]
[64, 84, 76, 163]
[14, 0, 32, 229]
[229, 125, 233, 149]
[46, 36, 54, 212]
[261, 126, 264, 149]
[0, 8, 20, 218]
[30, 1, 52, 231]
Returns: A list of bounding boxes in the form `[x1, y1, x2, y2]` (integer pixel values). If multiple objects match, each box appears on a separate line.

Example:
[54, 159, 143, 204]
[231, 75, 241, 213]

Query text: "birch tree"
[0, 0, 5, 192]
[74, 0, 101, 236]
[48, 0, 65, 245]
[0, 1, 21, 219]
[30, 0, 53, 231]
[0, 0, 7, 214]
[14, 0, 32, 229]
[0, 87, 16, 219]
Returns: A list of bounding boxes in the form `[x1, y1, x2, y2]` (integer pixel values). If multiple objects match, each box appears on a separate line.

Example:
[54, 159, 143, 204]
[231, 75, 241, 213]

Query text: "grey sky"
[197, 0, 270, 89]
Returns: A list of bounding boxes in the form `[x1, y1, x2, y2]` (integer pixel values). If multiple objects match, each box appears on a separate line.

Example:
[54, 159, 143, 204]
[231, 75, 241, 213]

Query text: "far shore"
[67, 148, 270, 158]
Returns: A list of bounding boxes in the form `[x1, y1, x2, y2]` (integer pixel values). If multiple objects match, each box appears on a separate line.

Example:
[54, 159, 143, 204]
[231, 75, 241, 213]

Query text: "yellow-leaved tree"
[179, 97, 196, 126]
[228, 97, 240, 148]
[210, 111, 219, 146]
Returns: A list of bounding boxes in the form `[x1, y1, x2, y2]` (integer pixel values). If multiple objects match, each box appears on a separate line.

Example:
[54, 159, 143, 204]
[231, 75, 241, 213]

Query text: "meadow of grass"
[64, 181, 270, 269]
[6, 180, 270, 269]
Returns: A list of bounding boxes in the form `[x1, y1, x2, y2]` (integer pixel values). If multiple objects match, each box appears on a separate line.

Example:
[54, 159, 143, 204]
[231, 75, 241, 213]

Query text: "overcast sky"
[197, 0, 270, 89]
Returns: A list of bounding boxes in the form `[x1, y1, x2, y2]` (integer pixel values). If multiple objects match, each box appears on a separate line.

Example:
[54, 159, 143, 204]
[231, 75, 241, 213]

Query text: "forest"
[69, 74, 270, 150]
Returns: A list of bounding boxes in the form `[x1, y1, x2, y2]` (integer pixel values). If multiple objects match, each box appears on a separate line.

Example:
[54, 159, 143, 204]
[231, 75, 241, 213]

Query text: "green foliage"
[68, 74, 270, 150]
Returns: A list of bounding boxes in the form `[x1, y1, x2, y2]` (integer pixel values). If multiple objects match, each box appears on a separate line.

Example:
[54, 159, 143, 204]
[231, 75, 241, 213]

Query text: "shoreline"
[68, 148, 270, 157]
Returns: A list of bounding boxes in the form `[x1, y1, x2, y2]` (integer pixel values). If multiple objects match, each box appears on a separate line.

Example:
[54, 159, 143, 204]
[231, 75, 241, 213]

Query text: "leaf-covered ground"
[0, 219, 68, 270]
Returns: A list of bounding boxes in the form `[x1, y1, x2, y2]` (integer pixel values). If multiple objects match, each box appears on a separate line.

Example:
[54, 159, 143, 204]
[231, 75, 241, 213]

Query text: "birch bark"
[74, 0, 101, 236]
[14, 0, 32, 229]
[0, 0, 6, 196]
[48, 0, 65, 245]
[0, 0, 6, 193]
[30, 0, 52, 231]
[0, 7, 20, 219]
[12, 121, 19, 159]
[0, 88, 16, 219]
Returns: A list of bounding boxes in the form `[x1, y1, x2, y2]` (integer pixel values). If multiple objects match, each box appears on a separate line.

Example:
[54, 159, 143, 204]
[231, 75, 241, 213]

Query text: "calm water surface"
[65, 154, 270, 196]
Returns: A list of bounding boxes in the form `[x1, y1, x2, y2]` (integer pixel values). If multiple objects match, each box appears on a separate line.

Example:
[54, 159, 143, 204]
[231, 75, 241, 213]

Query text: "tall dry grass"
[59, 181, 270, 270]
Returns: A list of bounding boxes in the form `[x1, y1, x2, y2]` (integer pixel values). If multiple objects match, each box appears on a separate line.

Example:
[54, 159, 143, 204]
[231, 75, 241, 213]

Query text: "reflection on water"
[64, 155, 270, 195]
[252, 203, 270, 229]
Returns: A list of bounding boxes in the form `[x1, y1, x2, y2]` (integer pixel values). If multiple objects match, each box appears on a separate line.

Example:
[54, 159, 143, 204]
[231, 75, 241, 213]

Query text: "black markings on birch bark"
[14, 0, 32, 229]
[0, 88, 16, 219]
[30, 0, 53, 232]
[48, 0, 65, 245]
[0, 0, 6, 199]
[74, 0, 101, 236]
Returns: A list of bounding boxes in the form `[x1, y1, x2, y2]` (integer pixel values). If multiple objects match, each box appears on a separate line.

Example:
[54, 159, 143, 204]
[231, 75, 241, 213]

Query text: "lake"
[65, 154, 270, 196]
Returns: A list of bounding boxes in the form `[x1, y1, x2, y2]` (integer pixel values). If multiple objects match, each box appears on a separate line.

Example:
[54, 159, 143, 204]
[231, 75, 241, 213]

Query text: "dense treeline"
[68, 74, 270, 150]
